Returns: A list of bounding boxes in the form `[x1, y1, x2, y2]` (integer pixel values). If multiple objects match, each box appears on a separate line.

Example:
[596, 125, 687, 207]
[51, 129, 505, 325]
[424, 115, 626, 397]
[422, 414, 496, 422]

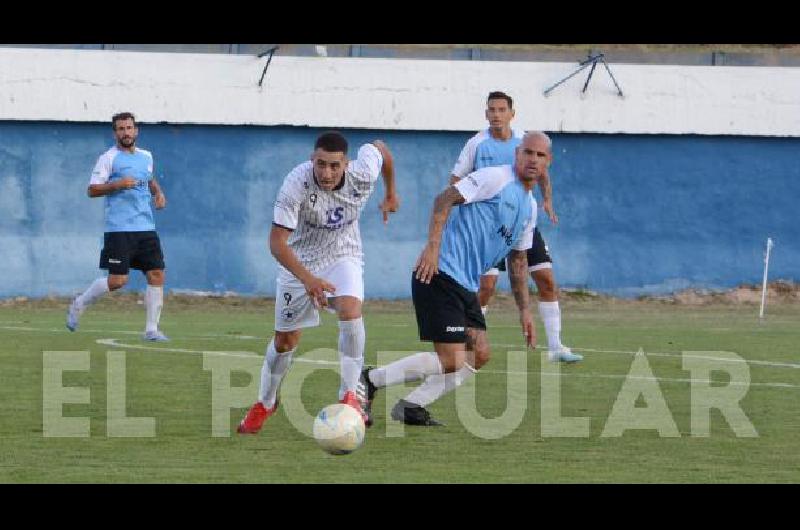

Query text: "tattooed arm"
[508, 248, 535, 348]
[414, 186, 465, 284]
[538, 167, 558, 225]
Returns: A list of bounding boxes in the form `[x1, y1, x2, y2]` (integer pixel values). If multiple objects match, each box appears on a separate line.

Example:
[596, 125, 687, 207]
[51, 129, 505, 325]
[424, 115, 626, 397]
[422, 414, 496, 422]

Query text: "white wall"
[1, 47, 799, 136]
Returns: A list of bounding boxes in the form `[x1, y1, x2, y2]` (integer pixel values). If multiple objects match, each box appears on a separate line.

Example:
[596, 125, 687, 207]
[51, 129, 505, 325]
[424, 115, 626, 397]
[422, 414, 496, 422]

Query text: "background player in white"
[358, 133, 546, 426]
[66, 112, 169, 341]
[238, 131, 398, 434]
[451, 91, 581, 363]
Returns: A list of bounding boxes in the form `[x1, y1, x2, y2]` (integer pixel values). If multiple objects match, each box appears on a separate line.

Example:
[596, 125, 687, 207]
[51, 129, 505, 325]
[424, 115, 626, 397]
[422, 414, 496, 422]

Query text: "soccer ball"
[313, 403, 366, 455]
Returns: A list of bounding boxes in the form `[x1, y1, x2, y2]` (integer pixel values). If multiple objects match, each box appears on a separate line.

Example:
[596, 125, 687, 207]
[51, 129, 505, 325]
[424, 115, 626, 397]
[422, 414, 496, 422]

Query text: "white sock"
[369, 352, 442, 388]
[258, 339, 295, 408]
[538, 301, 562, 352]
[337, 317, 365, 400]
[404, 363, 477, 407]
[145, 285, 164, 333]
[74, 277, 109, 313]
[481, 306, 488, 316]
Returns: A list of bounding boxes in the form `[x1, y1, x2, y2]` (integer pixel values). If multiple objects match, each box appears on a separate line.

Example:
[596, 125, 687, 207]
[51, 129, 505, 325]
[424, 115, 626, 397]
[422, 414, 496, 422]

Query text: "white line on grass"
[492, 343, 800, 370]
[3, 323, 797, 372]
[94, 337, 800, 390]
[0, 325, 260, 340]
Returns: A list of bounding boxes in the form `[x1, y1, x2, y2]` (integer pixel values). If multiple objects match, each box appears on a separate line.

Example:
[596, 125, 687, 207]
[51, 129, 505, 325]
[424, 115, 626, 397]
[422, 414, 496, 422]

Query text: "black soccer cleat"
[357, 366, 378, 427]
[390, 399, 444, 427]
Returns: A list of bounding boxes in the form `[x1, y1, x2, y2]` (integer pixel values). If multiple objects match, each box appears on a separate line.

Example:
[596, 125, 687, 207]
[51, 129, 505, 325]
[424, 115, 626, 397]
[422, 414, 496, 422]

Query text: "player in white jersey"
[238, 131, 398, 434]
[66, 112, 169, 341]
[451, 91, 581, 364]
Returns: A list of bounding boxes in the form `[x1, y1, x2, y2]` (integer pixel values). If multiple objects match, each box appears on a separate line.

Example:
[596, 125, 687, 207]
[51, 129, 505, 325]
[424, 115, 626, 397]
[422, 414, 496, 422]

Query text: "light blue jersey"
[451, 128, 524, 178]
[90, 146, 156, 232]
[438, 165, 536, 292]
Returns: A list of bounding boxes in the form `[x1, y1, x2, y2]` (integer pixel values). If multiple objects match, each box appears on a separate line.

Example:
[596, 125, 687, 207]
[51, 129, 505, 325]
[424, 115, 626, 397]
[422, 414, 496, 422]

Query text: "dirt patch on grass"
[2, 281, 798, 311]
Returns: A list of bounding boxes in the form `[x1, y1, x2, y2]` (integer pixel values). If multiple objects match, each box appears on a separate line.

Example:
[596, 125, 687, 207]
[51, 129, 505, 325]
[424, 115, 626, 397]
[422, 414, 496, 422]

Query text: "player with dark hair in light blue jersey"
[66, 112, 169, 341]
[451, 91, 581, 365]
[357, 132, 549, 426]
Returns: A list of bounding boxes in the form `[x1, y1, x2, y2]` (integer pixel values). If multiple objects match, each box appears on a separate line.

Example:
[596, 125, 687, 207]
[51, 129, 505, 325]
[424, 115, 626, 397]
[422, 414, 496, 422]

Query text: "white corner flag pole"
[759, 237, 774, 320]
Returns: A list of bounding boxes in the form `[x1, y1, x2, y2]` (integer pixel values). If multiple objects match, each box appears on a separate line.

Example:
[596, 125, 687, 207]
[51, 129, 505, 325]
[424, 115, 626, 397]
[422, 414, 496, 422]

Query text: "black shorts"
[411, 271, 486, 343]
[489, 227, 552, 275]
[527, 227, 552, 270]
[99, 231, 165, 275]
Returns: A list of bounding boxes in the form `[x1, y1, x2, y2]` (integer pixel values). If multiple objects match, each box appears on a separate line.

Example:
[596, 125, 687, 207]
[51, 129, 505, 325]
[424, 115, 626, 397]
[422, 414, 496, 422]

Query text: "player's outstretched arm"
[414, 186, 465, 284]
[87, 177, 137, 198]
[269, 224, 335, 307]
[509, 248, 535, 348]
[372, 140, 399, 224]
[539, 167, 558, 225]
[149, 178, 167, 209]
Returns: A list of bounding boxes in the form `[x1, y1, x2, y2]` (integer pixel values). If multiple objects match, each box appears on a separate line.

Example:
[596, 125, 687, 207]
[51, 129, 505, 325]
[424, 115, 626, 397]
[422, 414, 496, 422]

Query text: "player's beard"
[118, 137, 136, 149]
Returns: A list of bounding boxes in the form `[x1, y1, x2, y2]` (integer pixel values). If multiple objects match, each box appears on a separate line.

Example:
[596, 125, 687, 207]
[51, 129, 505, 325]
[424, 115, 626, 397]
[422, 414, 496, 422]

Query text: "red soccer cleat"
[340, 390, 370, 427]
[237, 401, 278, 434]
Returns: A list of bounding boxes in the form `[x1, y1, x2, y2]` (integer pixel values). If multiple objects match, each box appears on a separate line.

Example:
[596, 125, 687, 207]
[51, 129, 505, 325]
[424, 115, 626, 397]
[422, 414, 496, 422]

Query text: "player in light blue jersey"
[356, 132, 549, 426]
[452, 91, 581, 365]
[66, 112, 169, 341]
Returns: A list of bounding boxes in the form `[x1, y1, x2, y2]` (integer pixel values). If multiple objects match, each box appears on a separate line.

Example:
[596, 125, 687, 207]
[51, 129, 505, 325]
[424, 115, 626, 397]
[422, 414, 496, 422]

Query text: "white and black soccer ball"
[312, 403, 365, 455]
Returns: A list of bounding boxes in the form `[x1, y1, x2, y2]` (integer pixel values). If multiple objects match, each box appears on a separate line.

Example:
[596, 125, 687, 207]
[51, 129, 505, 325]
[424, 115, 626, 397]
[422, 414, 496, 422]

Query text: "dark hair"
[112, 112, 136, 129]
[487, 91, 513, 109]
[314, 131, 348, 154]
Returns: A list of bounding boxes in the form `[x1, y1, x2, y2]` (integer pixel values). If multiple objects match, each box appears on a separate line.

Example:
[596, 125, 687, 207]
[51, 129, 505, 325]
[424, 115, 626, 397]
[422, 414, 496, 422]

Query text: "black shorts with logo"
[99, 231, 165, 275]
[411, 271, 486, 343]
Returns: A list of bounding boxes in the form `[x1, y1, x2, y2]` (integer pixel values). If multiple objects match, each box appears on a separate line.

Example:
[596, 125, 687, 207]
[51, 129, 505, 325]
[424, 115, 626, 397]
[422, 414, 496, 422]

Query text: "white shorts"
[274, 257, 364, 332]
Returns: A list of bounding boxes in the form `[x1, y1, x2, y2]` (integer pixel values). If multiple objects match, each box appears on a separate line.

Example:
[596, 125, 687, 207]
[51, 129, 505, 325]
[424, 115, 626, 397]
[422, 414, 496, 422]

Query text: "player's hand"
[543, 200, 559, 225]
[153, 192, 167, 210]
[379, 194, 399, 224]
[414, 242, 440, 284]
[519, 309, 535, 349]
[303, 276, 336, 309]
[448, 175, 461, 186]
[116, 177, 137, 191]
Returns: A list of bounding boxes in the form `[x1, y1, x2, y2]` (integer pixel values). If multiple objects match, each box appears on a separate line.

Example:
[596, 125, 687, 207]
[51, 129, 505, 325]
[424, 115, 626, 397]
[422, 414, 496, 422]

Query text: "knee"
[274, 332, 300, 353]
[473, 346, 491, 370]
[437, 350, 467, 373]
[332, 296, 362, 321]
[147, 270, 165, 286]
[107, 276, 127, 291]
[535, 272, 558, 300]
[479, 276, 498, 293]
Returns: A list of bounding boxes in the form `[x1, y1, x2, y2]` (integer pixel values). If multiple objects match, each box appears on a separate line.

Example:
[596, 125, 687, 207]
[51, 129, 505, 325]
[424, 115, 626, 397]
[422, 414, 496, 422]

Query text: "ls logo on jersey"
[497, 224, 514, 246]
[326, 207, 344, 225]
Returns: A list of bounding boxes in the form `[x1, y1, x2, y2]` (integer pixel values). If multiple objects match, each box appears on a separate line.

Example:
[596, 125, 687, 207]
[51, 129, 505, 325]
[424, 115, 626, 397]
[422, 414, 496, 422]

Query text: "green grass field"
[1, 295, 798, 483]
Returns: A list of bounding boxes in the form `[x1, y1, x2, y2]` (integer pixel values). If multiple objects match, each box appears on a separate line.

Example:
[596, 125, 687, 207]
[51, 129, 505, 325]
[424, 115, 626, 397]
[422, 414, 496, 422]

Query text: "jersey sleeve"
[89, 152, 112, 185]
[513, 195, 538, 251]
[349, 143, 383, 184]
[143, 150, 154, 177]
[453, 166, 510, 204]
[273, 164, 308, 230]
[450, 135, 479, 179]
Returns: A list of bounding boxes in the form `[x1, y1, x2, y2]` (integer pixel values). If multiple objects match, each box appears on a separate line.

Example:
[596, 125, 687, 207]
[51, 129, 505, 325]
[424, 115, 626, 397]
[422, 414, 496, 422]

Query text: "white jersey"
[273, 143, 383, 283]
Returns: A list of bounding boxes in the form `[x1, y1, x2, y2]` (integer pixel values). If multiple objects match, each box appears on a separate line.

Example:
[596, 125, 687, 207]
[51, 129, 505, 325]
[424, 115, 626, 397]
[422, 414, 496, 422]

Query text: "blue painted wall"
[1, 122, 797, 298]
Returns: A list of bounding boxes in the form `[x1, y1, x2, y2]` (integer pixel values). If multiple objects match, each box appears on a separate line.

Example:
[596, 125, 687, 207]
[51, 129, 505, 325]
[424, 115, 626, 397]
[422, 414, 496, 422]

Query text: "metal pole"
[258, 46, 280, 87]
[543, 54, 604, 97]
[600, 57, 624, 97]
[759, 237, 774, 320]
[581, 59, 598, 94]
